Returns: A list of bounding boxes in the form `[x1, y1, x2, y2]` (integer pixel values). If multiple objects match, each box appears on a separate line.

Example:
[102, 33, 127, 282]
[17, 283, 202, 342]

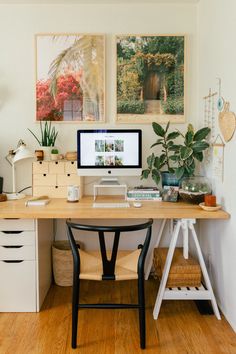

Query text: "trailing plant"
[28, 121, 58, 147]
[141, 122, 210, 185]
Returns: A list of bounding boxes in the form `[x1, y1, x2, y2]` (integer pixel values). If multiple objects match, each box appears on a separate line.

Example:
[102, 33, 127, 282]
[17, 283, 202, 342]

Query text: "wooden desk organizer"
[32, 161, 83, 198]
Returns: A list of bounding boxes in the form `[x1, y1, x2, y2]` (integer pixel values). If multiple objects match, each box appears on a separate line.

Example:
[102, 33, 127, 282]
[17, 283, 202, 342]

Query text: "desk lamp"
[5, 140, 34, 200]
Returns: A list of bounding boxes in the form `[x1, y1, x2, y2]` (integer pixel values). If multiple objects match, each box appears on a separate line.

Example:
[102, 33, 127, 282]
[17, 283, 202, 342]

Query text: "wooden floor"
[1, 279, 236, 354]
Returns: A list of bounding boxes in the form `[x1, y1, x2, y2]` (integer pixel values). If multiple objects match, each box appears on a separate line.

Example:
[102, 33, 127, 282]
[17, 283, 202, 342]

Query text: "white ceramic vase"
[41, 146, 52, 161]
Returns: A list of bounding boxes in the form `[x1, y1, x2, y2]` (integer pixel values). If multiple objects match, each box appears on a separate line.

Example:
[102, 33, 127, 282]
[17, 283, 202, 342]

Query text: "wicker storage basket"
[153, 247, 201, 287]
[52, 240, 77, 286]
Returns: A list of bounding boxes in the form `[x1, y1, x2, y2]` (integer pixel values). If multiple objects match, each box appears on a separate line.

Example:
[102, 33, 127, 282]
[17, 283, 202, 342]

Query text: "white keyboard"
[93, 202, 130, 208]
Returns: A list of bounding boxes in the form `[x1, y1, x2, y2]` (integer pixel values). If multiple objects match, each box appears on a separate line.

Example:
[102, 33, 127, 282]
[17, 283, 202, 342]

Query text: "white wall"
[0, 3, 197, 193]
[198, 0, 236, 331]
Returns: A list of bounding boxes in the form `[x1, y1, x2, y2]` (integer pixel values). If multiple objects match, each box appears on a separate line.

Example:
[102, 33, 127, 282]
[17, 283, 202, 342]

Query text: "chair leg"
[72, 277, 80, 349]
[138, 274, 146, 349]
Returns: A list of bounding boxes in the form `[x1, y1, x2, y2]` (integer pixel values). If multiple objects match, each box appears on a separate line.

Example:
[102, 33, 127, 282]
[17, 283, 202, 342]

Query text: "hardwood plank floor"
[0, 279, 236, 354]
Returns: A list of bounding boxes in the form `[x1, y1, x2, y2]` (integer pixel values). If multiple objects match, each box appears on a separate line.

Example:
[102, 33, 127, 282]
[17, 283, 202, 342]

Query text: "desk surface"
[0, 196, 230, 220]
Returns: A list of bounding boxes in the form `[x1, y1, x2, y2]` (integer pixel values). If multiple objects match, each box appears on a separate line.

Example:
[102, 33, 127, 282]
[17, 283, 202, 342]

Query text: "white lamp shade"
[12, 145, 34, 163]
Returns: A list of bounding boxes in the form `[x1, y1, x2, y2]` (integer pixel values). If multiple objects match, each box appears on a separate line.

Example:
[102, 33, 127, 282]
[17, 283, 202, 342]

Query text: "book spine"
[127, 197, 162, 201]
[127, 193, 160, 198]
[128, 190, 160, 194]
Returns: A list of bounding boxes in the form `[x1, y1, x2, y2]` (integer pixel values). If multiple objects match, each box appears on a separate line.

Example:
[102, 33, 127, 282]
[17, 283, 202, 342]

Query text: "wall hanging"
[212, 134, 225, 182]
[35, 33, 105, 122]
[116, 35, 185, 124]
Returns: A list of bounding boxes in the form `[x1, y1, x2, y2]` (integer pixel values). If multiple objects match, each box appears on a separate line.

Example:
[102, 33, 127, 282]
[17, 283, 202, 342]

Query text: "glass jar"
[180, 176, 212, 204]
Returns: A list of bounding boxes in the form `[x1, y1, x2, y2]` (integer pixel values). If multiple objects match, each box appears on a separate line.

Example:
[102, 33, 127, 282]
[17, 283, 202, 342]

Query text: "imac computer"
[77, 129, 142, 183]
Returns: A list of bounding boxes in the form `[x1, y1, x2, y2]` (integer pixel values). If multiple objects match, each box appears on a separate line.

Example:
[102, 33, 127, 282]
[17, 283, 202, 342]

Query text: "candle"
[204, 194, 216, 207]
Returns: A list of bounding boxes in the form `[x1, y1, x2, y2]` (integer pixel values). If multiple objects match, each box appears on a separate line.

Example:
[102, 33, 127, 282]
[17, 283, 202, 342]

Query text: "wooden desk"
[0, 196, 229, 220]
[0, 197, 230, 317]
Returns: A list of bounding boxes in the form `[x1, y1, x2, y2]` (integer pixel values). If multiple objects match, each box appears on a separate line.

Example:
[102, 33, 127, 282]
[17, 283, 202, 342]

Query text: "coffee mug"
[67, 185, 80, 202]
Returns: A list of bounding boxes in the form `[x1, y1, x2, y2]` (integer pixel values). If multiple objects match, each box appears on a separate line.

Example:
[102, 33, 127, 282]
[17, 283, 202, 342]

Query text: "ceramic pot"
[161, 172, 181, 187]
[41, 146, 52, 161]
[50, 153, 59, 161]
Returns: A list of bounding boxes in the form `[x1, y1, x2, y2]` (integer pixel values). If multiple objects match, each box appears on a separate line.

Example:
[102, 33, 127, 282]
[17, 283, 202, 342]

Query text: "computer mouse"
[133, 202, 142, 208]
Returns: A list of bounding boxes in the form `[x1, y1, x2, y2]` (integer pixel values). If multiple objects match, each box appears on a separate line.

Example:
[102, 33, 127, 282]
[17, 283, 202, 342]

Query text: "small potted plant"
[50, 148, 59, 161]
[141, 122, 210, 187]
[28, 121, 58, 160]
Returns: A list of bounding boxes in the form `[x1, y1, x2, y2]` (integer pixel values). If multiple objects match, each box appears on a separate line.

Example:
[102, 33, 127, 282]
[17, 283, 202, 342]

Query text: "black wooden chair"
[66, 219, 153, 349]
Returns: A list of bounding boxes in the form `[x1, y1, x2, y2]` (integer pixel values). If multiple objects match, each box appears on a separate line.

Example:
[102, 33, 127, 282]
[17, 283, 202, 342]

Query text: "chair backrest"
[66, 219, 153, 280]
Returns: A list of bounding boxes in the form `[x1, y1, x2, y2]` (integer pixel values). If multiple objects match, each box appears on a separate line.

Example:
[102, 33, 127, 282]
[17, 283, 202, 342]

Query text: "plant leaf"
[152, 169, 161, 185]
[167, 131, 180, 141]
[185, 131, 194, 146]
[169, 155, 178, 161]
[141, 169, 150, 179]
[192, 141, 209, 152]
[169, 144, 180, 152]
[154, 156, 160, 169]
[147, 153, 155, 169]
[151, 138, 163, 148]
[193, 151, 203, 161]
[180, 147, 193, 160]
[165, 121, 170, 133]
[152, 122, 165, 137]
[175, 166, 185, 179]
[193, 127, 210, 141]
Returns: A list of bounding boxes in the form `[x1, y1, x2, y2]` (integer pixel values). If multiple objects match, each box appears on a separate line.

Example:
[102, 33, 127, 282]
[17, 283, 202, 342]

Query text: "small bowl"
[199, 202, 222, 211]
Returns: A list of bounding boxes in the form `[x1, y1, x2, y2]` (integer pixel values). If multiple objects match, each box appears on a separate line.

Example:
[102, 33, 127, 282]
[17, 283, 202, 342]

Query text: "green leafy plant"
[28, 121, 58, 147]
[51, 148, 59, 154]
[141, 122, 210, 185]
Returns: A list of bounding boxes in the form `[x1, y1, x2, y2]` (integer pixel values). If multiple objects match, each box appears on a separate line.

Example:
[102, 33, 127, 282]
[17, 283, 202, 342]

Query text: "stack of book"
[127, 187, 162, 201]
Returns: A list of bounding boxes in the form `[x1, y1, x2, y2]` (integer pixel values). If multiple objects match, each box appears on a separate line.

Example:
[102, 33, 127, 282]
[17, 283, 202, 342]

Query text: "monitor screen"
[77, 129, 142, 176]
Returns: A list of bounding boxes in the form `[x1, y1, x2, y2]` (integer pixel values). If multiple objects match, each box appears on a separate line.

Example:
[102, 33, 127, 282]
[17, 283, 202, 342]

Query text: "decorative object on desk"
[204, 194, 216, 207]
[5, 140, 34, 200]
[199, 202, 222, 212]
[36, 34, 105, 122]
[25, 195, 50, 206]
[65, 151, 77, 161]
[28, 121, 58, 160]
[162, 186, 179, 202]
[116, 35, 185, 124]
[141, 121, 211, 186]
[127, 186, 161, 201]
[179, 176, 211, 204]
[67, 185, 79, 203]
[212, 134, 225, 182]
[0, 193, 7, 202]
[218, 101, 236, 142]
[50, 148, 59, 161]
[35, 149, 44, 161]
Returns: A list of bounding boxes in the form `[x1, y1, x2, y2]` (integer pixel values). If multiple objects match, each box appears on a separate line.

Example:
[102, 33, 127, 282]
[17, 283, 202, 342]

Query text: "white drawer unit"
[0, 230, 35, 246]
[0, 260, 36, 312]
[32, 160, 83, 198]
[0, 245, 35, 260]
[0, 218, 53, 312]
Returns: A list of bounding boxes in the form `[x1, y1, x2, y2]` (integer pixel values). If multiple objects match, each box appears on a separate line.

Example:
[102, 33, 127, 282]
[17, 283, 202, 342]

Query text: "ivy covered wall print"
[116, 35, 185, 124]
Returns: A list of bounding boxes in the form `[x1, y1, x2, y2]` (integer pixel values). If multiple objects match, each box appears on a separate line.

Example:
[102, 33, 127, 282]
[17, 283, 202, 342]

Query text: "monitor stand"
[99, 177, 120, 185]
[93, 178, 127, 201]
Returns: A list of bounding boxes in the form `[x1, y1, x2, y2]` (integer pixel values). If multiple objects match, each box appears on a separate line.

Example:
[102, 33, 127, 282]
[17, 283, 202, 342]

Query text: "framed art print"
[35, 34, 105, 122]
[116, 35, 185, 124]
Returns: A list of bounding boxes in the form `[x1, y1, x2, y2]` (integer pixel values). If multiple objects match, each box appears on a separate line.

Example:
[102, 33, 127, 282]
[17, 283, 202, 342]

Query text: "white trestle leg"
[153, 218, 221, 320]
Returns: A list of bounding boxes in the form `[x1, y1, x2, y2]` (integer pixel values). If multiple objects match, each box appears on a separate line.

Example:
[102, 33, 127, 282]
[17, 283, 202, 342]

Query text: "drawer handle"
[3, 245, 23, 249]
[2, 231, 23, 234]
[71, 162, 74, 165]
[3, 260, 24, 263]
[67, 174, 70, 177]
[43, 174, 47, 177]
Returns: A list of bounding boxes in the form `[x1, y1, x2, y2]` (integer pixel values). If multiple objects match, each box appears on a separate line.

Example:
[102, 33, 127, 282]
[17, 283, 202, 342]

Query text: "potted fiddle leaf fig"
[141, 122, 210, 186]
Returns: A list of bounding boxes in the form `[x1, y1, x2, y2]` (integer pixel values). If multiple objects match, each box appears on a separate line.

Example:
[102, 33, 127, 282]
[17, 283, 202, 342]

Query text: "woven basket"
[52, 240, 77, 286]
[153, 247, 201, 287]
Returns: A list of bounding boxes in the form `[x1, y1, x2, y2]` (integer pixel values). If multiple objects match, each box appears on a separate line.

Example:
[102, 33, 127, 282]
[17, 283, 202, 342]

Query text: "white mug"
[67, 185, 80, 202]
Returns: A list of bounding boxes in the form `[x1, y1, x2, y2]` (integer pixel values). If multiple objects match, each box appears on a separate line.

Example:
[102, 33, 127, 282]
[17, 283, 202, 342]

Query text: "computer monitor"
[77, 129, 142, 176]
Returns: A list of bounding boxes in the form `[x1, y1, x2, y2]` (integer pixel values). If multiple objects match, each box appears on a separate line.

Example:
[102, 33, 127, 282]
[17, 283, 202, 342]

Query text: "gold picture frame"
[116, 34, 186, 124]
[35, 33, 105, 123]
